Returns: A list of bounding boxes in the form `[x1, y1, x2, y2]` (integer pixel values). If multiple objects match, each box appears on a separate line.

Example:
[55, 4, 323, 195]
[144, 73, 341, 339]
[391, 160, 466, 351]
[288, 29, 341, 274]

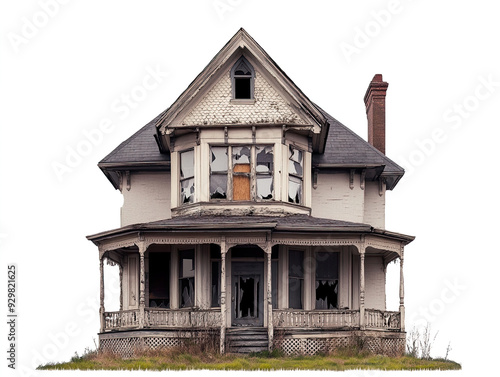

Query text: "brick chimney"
[364, 74, 389, 155]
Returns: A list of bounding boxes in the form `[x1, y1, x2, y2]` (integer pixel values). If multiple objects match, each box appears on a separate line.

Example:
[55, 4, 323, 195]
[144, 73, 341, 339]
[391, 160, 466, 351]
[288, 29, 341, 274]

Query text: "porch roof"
[87, 214, 414, 245]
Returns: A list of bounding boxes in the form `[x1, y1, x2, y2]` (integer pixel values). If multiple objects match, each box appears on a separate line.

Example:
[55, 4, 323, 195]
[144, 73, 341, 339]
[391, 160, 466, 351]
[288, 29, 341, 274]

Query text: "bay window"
[209, 145, 274, 201]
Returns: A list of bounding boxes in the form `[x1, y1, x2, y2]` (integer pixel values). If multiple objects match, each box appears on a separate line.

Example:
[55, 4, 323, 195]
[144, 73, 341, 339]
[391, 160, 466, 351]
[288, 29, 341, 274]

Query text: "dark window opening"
[179, 249, 195, 308]
[235, 78, 251, 99]
[211, 261, 221, 307]
[148, 252, 170, 308]
[315, 252, 339, 309]
[234, 276, 259, 318]
[288, 250, 304, 309]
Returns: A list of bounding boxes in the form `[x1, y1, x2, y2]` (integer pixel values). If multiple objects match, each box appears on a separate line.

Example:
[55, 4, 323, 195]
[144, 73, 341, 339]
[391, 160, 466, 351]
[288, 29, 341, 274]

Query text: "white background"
[1, 1, 499, 376]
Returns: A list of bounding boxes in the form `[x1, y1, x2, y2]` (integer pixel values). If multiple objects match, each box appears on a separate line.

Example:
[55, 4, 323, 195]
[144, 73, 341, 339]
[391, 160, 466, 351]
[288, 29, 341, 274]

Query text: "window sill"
[230, 99, 256, 105]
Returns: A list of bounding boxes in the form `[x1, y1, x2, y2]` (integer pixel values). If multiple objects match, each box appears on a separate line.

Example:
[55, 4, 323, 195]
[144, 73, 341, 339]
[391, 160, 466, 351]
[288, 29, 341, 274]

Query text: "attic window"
[231, 56, 255, 100]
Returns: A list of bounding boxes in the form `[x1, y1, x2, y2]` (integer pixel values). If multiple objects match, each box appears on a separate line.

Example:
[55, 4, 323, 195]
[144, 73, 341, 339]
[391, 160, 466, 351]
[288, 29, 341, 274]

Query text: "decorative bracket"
[312, 168, 318, 189]
[195, 127, 200, 145]
[125, 171, 131, 191]
[224, 127, 228, 144]
[349, 169, 355, 190]
[252, 126, 256, 144]
[282, 125, 286, 145]
[360, 169, 366, 190]
[379, 177, 386, 196]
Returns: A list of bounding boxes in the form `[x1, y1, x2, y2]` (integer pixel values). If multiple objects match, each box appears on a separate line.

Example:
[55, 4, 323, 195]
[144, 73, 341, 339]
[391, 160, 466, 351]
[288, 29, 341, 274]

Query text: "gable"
[181, 69, 307, 126]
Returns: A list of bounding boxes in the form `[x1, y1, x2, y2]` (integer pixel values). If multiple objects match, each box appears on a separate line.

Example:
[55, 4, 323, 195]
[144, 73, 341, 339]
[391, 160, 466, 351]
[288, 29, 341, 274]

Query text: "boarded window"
[180, 150, 195, 204]
[148, 252, 170, 308]
[288, 250, 304, 309]
[232, 146, 251, 200]
[315, 252, 339, 309]
[179, 249, 195, 308]
[288, 145, 303, 204]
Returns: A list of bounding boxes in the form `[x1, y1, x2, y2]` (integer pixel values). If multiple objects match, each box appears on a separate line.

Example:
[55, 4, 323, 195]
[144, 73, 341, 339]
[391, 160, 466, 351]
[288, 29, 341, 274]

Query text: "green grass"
[38, 346, 461, 371]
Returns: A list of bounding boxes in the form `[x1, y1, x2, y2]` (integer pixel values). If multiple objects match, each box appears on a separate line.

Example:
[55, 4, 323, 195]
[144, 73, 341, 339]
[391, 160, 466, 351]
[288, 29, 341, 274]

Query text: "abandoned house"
[87, 28, 414, 356]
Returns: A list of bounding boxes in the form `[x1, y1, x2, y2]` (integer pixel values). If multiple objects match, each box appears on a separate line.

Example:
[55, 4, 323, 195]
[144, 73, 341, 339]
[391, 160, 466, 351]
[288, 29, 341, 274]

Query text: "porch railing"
[273, 309, 360, 328]
[145, 308, 222, 328]
[364, 309, 401, 330]
[104, 309, 139, 330]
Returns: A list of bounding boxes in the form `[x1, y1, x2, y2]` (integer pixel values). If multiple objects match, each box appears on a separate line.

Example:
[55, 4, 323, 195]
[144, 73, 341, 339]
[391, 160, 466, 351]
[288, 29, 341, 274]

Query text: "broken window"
[210, 147, 228, 199]
[179, 249, 195, 308]
[315, 252, 339, 309]
[209, 145, 274, 202]
[231, 56, 254, 99]
[288, 145, 303, 204]
[256, 146, 274, 200]
[149, 252, 170, 308]
[180, 150, 195, 204]
[288, 250, 304, 309]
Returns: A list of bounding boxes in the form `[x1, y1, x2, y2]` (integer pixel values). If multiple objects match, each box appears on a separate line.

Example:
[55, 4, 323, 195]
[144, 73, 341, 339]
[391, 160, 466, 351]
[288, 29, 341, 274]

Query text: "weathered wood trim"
[359, 241, 366, 330]
[265, 242, 273, 351]
[99, 256, 105, 333]
[220, 236, 227, 354]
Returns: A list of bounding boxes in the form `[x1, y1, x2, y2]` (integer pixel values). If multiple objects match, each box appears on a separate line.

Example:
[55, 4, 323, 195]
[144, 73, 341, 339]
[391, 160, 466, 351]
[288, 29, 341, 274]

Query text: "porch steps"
[226, 327, 269, 354]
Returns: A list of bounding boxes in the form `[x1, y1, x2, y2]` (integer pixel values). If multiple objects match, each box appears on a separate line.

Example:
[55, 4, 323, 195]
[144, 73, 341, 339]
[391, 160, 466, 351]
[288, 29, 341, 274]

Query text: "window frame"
[288, 144, 304, 205]
[209, 144, 274, 202]
[178, 249, 195, 308]
[230, 56, 255, 100]
[288, 249, 305, 310]
[179, 149, 195, 205]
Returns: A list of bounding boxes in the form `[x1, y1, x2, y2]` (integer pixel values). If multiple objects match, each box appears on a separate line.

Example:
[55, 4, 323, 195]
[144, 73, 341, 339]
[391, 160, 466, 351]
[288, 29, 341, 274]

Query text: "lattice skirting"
[274, 330, 405, 356]
[99, 329, 220, 358]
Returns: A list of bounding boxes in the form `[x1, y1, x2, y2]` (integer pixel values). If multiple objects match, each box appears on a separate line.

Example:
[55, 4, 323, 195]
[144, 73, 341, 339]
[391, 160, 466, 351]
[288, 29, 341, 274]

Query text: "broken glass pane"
[315, 280, 338, 309]
[210, 147, 228, 173]
[256, 176, 273, 200]
[179, 250, 195, 278]
[288, 176, 302, 204]
[180, 178, 195, 203]
[180, 277, 194, 308]
[180, 150, 194, 178]
[256, 146, 273, 173]
[289, 146, 303, 176]
[210, 175, 227, 199]
[232, 146, 251, 166]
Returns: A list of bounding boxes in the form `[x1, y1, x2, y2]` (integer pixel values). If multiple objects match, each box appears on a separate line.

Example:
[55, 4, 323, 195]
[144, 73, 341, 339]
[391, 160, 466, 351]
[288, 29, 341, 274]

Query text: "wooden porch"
[102, 307, 401, 332]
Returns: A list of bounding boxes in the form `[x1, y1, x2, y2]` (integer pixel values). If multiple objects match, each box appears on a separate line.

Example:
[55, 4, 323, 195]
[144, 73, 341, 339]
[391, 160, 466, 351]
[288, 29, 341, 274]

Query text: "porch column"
[220, 237, 227, 354]
[138, 242, 146, 328]
[119, 263, 123, 311]
[359, 245, 366, 330]
[399, 247, 405, 332]
[99, 254, 105, 333]
[265, 242, 273, 351]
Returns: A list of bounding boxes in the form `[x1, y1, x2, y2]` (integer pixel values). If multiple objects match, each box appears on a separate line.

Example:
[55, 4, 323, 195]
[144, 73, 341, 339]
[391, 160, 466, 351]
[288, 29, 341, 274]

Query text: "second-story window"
[209, 145, 273, 201]
[180, 149, 195, 204]
[288, 145, 303, 204]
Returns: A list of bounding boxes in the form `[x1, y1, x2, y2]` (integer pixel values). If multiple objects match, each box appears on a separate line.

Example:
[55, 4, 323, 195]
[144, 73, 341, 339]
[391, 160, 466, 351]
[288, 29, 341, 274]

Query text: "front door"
[231, 262, 264, 326]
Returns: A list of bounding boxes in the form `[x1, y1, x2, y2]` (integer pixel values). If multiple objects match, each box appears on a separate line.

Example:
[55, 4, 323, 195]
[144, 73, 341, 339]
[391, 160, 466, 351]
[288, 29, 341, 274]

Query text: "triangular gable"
[155, 28, 329, 152]
[180, 68, 308, 126]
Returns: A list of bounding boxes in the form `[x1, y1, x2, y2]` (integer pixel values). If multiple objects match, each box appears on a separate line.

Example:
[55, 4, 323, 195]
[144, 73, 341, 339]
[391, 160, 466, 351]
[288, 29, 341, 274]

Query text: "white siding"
[364, 256, 386, 310]
[121, 172, 171, 226]
[363, 181, 385, 228]
[311, 172, 364, 223]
